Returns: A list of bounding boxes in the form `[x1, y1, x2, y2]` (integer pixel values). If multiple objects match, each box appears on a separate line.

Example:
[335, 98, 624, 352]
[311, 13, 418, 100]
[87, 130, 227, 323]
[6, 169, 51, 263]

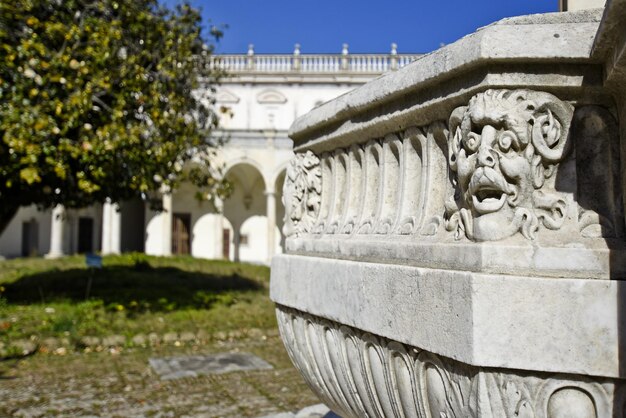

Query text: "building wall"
[171, 183, 221, 259]
[0, 52, 411, 262]
[0, 204, 101, 258]
[214, 82, 355, 132]
[0, 205, 52, 258]
[560, 0, 607, 11]
[0, 80, 356, 262]
[201, 77, 344, 263]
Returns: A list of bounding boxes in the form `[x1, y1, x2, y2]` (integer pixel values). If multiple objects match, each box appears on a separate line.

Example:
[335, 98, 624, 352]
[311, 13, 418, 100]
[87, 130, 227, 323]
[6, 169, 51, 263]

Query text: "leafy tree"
[0, 0, 227, 233]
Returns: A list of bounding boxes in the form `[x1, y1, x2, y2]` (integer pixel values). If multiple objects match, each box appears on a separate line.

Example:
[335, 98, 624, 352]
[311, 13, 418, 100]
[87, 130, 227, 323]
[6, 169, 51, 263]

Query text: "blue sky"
[164, 1, 558, 54]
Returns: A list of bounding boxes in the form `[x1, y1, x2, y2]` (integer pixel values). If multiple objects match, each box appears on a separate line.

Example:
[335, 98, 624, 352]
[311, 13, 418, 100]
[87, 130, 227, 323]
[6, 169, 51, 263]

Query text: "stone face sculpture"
[445, 89, 573, 241]
[272, 4, 626, 418]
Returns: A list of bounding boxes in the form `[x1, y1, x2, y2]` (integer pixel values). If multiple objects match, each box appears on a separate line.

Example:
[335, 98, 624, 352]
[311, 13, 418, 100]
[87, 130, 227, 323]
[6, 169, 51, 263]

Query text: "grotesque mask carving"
[283, 151, 322, 237]
[445, 89, 573, 241]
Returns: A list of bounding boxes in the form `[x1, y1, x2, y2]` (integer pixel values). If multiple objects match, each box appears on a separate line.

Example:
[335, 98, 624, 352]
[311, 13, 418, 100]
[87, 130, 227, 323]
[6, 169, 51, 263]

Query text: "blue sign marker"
[85, 253, 103, 269]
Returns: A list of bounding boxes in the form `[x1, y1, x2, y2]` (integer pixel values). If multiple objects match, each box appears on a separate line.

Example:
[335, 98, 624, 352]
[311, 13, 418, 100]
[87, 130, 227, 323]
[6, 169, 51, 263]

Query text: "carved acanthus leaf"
[282, 151, 322, 237]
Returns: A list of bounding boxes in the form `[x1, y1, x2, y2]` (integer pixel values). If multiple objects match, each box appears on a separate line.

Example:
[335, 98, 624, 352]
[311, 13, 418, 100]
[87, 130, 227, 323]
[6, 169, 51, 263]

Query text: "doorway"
[78, 217, 94, 253]
[222, 228, 230, 259]
[172, 213, 191, 255]
[21, 219, 39, 257]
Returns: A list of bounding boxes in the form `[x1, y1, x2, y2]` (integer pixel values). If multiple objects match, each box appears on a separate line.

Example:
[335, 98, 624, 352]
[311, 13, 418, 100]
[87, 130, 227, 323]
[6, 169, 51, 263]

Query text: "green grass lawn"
[0, 255, 322, 417]
[0, 254, 276, 347]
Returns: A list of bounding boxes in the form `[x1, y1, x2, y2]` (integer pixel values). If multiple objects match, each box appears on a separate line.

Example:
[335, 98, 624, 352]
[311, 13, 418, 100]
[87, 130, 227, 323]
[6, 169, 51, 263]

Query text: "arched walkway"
[169, 181, 221, 258]
[223, 162, 278, 263]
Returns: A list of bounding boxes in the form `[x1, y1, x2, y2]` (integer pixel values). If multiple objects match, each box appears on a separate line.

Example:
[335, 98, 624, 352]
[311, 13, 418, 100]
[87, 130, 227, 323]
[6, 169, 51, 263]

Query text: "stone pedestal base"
[277, 306, 625, 418]
[43, 252, 64, 259]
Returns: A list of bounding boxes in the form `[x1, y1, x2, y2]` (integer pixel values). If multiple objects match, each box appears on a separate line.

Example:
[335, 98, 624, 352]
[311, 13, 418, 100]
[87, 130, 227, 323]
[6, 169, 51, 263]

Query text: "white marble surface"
[288, 10, 604, 152]
[271, 254, 624, 379]
[272, 4, 626, 417]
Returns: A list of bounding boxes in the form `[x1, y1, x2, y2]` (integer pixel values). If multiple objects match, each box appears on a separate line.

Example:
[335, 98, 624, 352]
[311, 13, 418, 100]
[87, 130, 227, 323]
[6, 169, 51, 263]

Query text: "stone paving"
[150, 352, 273, 380]
[258, 403, 341, 418]
[0, 335, 323, 417]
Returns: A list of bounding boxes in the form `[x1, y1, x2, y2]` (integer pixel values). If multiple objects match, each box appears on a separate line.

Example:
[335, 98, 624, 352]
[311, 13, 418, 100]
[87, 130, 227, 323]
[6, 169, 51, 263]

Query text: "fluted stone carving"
[277, 306, 624, 418]
[283, 123, 449, 239]
[283, 89, 622, 244]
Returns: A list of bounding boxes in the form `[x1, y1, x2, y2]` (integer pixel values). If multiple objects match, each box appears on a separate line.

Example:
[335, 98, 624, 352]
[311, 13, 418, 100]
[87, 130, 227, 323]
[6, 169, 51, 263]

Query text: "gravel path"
[0, 335, 320, 417]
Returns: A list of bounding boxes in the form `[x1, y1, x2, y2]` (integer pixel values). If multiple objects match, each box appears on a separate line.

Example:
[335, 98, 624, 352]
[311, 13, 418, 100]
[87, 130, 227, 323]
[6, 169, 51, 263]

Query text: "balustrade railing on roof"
[209, 52, 422, 74]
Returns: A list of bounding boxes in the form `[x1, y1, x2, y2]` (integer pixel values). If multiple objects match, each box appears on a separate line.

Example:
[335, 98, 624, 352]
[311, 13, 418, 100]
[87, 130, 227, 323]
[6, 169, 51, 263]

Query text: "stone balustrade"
[271, 4, 626, 417]
[210, 47, 421, 74]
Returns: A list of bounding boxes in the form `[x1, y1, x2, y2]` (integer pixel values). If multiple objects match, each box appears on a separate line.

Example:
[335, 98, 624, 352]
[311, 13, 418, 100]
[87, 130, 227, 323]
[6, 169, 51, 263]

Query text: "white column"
[162, 193, 173, 256]
[45, 204, 65, 259]
[110, 203, 121, 254]
[341, 43, 349, 70]
[101, 200, 111, 253]
[246, 44, 255, 70]
[266, 190, 276, 262]
[101, 199, 122, 255]
[390, 43, 398, 70]
[233, 227, 241, 262]
[214, 197, 224, 259]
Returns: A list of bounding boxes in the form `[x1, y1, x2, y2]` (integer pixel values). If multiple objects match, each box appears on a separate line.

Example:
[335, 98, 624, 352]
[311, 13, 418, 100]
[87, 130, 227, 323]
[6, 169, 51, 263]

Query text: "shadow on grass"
[2, 265, 263, 311]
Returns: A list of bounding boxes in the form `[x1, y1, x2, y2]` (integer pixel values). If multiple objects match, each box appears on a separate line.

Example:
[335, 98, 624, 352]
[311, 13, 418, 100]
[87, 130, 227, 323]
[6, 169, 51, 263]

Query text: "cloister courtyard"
[0, 255, 320, 417]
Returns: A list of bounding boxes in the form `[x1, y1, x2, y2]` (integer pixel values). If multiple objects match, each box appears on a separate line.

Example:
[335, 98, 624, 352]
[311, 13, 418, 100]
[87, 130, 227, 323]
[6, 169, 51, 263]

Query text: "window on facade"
[239, 234, 249, 246]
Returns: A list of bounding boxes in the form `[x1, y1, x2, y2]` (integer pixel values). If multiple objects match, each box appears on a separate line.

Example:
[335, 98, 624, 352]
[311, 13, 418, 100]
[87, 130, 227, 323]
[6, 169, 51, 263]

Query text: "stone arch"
[221, 216, 235, 260]
[224, 162, 267, 205]
[269, 160, 291, 193]
[222, 157, 269, 187]
[222, 162, 269, 263]
[168, 181, 218, 258]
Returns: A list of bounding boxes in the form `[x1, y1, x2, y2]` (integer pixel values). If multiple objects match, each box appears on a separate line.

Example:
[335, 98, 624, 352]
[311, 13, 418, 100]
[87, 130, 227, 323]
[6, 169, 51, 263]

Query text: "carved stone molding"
[282, 89, 623, 247]
[275, 11, 626, 418]
[276, 305, 625, 418]
[282, 150, 322, 237]
[283, 122, 449, 239]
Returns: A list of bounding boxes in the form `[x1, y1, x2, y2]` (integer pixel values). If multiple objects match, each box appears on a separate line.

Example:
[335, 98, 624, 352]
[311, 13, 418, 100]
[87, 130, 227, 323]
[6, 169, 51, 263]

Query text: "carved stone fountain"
[271, 3, 626, 417]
